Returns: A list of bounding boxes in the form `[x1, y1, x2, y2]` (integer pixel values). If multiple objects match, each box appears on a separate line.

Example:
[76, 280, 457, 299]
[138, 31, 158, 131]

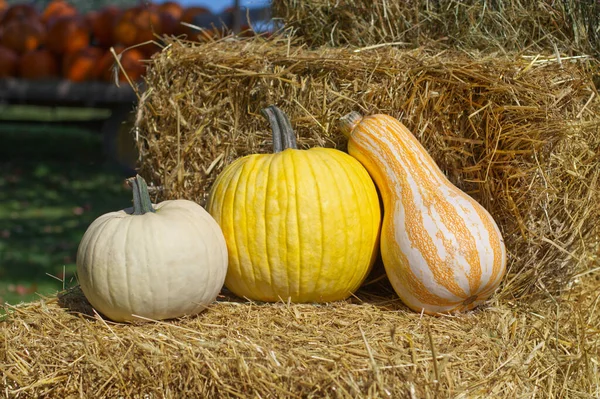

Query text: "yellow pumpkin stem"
[128, 174, 156, 215]
[261, 105, 297, 153]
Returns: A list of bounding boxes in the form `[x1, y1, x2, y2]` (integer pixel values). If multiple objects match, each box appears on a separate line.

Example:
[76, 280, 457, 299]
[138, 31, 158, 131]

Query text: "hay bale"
[134, 37, 599, 299]
[1, 275, 599, 398]
[272, 0, 600, 55]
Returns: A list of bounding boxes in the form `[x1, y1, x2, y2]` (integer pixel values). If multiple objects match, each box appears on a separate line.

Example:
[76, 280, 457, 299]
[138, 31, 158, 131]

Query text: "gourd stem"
[261, 105, 297, 153]
[339, 111, 364, 138]
[128, 175, 156, 215]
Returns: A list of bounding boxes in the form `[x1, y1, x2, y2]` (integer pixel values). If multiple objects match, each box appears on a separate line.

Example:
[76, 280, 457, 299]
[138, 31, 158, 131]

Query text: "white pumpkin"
[76, 175, 228, 322]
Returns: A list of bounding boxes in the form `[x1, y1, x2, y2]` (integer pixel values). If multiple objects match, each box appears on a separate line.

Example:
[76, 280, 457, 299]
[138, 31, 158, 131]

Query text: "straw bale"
[134, 36, 599, 299]
[1, 273, 599, 398]
[272, 0, 600, 55]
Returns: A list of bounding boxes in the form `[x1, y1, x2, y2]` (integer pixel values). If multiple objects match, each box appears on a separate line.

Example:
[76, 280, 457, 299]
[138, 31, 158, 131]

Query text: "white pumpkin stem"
[339, 111, 364, 138]
[128, 175, 156, 215]
[261, 105, 297, 152]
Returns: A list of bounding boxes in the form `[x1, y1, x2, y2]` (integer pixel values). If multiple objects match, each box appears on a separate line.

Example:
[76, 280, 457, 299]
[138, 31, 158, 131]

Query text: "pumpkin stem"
[339, 111, 364, 138]
[128, 175, 156, 215]
[261, 105, 297, 153]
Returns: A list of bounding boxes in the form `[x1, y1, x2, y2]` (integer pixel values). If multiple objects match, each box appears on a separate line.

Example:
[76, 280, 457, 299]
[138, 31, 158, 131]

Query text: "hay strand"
[1, 274, 599, 398]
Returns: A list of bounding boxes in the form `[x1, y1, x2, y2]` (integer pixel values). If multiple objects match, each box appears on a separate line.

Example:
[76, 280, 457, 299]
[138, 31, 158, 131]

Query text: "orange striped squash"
[339, 112, 507, 315]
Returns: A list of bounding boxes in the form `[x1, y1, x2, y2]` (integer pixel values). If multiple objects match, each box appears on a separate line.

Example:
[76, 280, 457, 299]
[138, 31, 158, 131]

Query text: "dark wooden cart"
[0, 78, 140, 172]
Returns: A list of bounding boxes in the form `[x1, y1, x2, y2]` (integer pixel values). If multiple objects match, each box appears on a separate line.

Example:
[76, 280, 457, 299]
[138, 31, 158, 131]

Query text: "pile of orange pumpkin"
[0, 0, 225, 83]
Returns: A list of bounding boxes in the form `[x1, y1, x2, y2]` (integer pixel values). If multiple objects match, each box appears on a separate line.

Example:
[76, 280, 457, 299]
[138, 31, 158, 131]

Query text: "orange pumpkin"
[157, 1, 182, 37]
[158, 1, 183, 20]
[140, 44, 161, 58]
[19, 49, 59, 80]
[0, 0, 8, 18]
[84, 9, 98, 25]
[96, 47, 146, 83]
[0, 4, 38, 24]
[62, 46, 103, 81]
[116, 48, 146, 82]
[0, 45, 18, 77]
[46, 16, 90, 54]
[0, 13, 46, 54]
[113, 5, 162, 47]
[42, 0, 77, 27]
[95, 49, 115, 82]
[159, 10, 179, 37]
[90, 6, 121, 48]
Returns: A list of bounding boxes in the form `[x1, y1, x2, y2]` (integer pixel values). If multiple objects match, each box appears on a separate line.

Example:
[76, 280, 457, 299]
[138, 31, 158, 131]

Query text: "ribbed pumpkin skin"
[207, 147, 381, 303]
[77, 200, 228, 322]
[342, 114, 506, 314]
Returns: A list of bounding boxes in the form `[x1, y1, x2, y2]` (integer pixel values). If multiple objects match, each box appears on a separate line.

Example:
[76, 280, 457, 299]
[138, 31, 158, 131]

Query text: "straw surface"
[1, 273, 599, 398]
[272, 0, 600, 55]
[134, 36, 599, 299]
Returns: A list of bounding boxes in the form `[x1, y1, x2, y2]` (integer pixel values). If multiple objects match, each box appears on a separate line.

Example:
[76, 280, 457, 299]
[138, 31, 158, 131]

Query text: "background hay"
[1, 273, 599, 398]
[272, 0, 600, 55]
[135, 36, 599, 300]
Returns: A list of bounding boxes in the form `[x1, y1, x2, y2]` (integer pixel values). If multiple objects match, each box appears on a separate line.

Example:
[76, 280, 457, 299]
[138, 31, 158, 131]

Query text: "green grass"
[0, 122, 132, 308]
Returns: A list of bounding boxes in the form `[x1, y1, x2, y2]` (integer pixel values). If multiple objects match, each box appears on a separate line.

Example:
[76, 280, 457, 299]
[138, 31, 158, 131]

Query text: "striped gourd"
[340, 112, 507, 314]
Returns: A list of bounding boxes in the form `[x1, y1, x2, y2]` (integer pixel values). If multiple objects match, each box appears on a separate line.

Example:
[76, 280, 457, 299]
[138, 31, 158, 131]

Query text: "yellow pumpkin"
[339, 111, 507, 315]
[207, 105, 381, 303]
